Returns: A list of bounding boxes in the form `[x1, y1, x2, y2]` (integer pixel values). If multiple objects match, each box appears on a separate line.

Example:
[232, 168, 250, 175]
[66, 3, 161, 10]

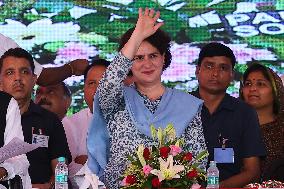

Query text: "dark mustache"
[38, 99, 52, 106]
[12, 81, 24, 88]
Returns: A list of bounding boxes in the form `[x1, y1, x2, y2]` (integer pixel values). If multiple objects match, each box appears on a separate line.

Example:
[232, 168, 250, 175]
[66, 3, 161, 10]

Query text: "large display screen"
[0, 0, 283, 114]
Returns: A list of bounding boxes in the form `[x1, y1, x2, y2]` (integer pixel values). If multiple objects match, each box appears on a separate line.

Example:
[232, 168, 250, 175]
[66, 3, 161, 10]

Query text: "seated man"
[35, 82, 72, 120]
[192, 42, 266, 187]
[0, 33, 88, 86]
[0, 91, 31, 188]
[62, 59, 109, 188]
[0, 48, 71, 188]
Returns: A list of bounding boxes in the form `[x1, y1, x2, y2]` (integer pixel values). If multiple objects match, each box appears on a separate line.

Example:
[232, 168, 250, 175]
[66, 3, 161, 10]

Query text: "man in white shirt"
[0, 91, 31, 188]
[62, 59, 109, 188]
[0, 33, 88, 86]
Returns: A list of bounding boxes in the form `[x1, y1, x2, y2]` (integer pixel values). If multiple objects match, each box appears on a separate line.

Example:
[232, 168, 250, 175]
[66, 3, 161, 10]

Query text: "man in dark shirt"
[35, 82, 72, 120]
[192, 42, 266, 187]
[0, 47, 71, 188]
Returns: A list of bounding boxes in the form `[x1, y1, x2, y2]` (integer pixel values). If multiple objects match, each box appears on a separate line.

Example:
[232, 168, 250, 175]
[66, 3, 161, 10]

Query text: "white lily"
[175, 138, 185, 147]
[136, 144, 146, 166]
[164, 123, 176, 141]
[150, 155, 184, 182]
[157, 127, 163, 146]
[150, 124, 157, 140]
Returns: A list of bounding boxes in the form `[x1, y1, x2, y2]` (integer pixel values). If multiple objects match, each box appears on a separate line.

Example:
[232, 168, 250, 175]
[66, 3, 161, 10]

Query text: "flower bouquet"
[121, 124, 208, 189]
[246, 180, 284, 188]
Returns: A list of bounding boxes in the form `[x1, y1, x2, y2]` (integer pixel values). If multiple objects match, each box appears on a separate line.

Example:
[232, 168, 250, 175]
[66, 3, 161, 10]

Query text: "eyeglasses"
[242, 80, 271, 88]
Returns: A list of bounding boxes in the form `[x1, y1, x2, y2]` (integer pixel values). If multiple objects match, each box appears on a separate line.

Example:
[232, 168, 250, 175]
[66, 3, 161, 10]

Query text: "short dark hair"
[0, 48, 35, 73]
[60, 82, 71, 98]
[198, 43, 236, 69]
[118, 27, 172, 71]
[242, 63, 279, 114]
[83, 59, 110, 82]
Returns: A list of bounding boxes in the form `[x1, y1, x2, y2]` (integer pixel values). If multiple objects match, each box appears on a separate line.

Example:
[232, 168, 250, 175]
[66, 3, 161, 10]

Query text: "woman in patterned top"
[87, 8, 208, 188]
[240, 63, 284, 181]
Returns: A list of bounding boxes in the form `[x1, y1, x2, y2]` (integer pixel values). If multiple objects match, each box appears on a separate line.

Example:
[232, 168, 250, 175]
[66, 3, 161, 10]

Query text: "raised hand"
[120, 7, 164, 60]
[69, 59, 88, 76]
[133, 8, 164, 41]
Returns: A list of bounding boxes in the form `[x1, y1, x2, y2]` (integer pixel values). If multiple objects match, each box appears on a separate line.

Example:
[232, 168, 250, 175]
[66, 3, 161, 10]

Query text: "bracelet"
[67, 63, 74, 75]
[49, 181, 55, 189]
[0, 173, 7, 181]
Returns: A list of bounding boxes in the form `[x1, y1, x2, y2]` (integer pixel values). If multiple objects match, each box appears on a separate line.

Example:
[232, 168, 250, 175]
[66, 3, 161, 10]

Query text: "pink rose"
[121, 177, 128, 186]
[191, 183, 201, 189]
[170, 145, 182, 156]
[143, 165, 153, 176]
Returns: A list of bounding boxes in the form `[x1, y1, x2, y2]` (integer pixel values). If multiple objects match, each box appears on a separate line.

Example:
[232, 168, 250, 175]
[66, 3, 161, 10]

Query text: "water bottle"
[55, 157, 68, 189]
[206, 161, 219, 189]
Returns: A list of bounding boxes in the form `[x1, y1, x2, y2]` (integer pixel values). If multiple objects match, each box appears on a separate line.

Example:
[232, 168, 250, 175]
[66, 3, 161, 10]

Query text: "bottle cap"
[210, 161, 216, 166]
[58, 157, 65, 162]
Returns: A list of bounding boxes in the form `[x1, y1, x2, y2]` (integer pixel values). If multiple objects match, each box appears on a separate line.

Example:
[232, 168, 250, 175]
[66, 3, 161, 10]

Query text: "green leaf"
[195, 150, 209, 160]
[77, 12, 110, 32]
[89, 21, 134, 41]
[276, 0, 284, 10]
[244, 35, 284, 59]
[196, 167, 206, 174]
[142, 179, 152, 189]
[0, 0, 35, 22]
[185, 27, 212, 42]
[73, 0, 104, 8]
[191, 162, 199, 169]
[52, 8, 73, 23]
[129, 0, 160, 10]
[97, 42, 118, 53]
[127, 154, 135, 162]
[34, 0, 73, 13]
[23, 12, 46, 22]
[43, 41, 65, 53]
[235, 64, 248, 74]
[79, 32, 108, 45]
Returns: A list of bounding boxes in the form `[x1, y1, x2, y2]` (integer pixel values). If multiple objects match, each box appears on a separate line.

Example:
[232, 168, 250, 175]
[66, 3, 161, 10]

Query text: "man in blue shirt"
[192, 43, 266, 187]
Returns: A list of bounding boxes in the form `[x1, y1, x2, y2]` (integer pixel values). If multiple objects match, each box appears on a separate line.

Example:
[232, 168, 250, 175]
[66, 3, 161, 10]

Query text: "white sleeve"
[4, 98, 24, 143]
[0, 98, 32, 188]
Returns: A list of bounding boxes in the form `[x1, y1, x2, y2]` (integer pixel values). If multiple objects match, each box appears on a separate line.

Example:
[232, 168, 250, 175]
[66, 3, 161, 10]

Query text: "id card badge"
[214, 148, 234, 163]
[32, 134, 49, 148]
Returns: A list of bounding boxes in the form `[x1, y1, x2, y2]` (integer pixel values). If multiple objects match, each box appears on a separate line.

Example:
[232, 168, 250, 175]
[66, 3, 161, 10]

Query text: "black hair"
[198, 43, 236, 69]
[0, 47, 35, 73]
[242, 63, 279, 114]
[83, 59, 110, 82]
[118, 27, 172, 71]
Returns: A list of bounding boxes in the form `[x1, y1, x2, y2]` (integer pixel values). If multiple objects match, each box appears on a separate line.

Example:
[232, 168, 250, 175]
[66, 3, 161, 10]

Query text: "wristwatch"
[0, 168, 8, 181]
[49, 181, 55, 189]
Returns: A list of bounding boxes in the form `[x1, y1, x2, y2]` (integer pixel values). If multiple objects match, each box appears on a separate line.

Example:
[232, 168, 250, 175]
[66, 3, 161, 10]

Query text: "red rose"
[183, 152, 193, 161]
[125, 175, 137, 185]
[187, 169, 198, 178]
[151, 177, 161, 188]
[143, 147, 151, 160]
[159, 146, 170, 158]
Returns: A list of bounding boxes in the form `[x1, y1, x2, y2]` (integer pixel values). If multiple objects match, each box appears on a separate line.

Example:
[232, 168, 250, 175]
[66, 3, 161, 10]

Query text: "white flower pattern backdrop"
[0, 0, 283, 113]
